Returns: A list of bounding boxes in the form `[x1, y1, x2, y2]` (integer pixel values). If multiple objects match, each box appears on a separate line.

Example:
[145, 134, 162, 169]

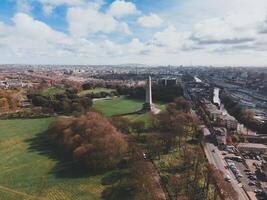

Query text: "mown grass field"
[93, 96, 166, 127]
[78, 88, 115, 96]
[94, 96, 166, 115]
[0, 118, 114, 200]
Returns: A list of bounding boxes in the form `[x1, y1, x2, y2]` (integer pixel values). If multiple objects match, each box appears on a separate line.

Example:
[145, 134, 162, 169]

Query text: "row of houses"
[201, 99, 238, 130]
[0, 81, 33, 89]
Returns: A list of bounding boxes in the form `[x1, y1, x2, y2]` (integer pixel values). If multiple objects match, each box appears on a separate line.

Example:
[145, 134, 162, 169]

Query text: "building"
[217, 114, 238, 130]
[237, 143, 267, 154]
[213, 127, 227, 145]
[204, 103, 222, 121]
[158, 77, 180, 86]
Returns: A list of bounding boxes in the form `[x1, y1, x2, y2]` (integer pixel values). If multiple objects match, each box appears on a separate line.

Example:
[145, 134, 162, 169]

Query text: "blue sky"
[0, 0, 267, 66]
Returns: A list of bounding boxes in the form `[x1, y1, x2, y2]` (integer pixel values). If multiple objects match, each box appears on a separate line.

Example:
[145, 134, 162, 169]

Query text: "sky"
[0, 0, 267, 66]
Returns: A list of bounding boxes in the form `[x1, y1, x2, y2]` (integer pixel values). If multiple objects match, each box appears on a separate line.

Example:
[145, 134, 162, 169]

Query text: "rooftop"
[237, 143, 267, 149]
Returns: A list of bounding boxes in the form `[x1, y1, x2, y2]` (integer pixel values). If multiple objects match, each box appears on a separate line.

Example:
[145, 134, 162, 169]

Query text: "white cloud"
[0, 12, 136, 61]
[191, 17, 257, 45]
[149, 26, 192, 52]
[119, 22, 132, 35]
[67, 5, 132, 37]
[0, 22, 11, 36]
[109, 0, 139, 18]
[138, 14, 163, 28]
[127, 38, 146, 54]
[0, 13, 75, 58]
[42, 5, 54, 16]
[2, 0, 267, 65]
[13, 13, 67, 41]
[16, 0, 32, 13]
[38, 0, 84, 7]
[36, 0, 86, 15]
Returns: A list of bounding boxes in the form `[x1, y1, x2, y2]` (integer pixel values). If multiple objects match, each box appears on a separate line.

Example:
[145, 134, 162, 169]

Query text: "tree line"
[116, 84, 184, 102]
[27, 88, 92, 115]
[0, 89, 20, 113]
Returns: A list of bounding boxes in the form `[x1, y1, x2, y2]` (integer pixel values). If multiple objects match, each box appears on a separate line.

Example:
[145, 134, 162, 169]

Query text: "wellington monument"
[142, 76, 154, 111]
[142, 76, 160, 114]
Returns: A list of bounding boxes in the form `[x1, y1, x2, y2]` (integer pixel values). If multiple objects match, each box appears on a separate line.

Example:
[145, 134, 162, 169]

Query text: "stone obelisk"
[143, 76, 154, 111]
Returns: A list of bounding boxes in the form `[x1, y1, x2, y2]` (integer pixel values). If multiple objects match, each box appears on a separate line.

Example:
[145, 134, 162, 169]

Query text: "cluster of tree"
[165, 146, 211, 200]
[27, 88, 92, 114]
[146, 97, 198, 157]
[85, 91, 119, 99]
[47, 112, 128, 170]
[116, 84, 184, 102]
[207, 165, 238, 200]
[220, 92, 267, 133]
[110, 95, 191, 137]
[111, 116, 146, 134]
[130, 157, 166, 200]
[0, 90, 20, 113]
[82, 81, 119, 91]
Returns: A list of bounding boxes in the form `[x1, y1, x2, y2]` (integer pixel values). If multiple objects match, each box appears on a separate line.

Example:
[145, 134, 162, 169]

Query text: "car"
[254, 189, 263, 194]
[244, 169, 251, 172]
[249, 176, 257, 181]
[143, 153, 146, 159]
[224, 175, 231, 182]
[237, 174, 243, 178]
[228, 161, 235, 165]
[222, 152, 227, 155]
[248, 181, 255, 186]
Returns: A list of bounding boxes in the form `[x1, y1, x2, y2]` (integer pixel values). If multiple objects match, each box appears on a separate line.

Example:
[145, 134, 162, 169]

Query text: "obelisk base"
[142, 102, 154, 111]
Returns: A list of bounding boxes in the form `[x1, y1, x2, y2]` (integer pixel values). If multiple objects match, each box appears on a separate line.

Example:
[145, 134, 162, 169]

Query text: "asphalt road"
[202, 127, 250, 200]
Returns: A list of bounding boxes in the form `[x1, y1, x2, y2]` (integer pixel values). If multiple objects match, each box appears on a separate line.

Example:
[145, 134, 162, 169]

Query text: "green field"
[93, 96, 166, 126]
[0, 118, 116, 200]
[78, 88, 115, 96]
[93, 97, 144, 116]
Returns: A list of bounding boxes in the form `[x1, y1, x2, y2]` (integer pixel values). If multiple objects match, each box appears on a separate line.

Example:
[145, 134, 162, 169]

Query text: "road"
[202, 127, 250, 200]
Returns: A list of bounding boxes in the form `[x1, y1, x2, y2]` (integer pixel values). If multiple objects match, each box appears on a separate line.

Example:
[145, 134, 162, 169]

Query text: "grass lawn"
[94, 96, 166, 116]
[0, 118, 117, 200]
[78, 88, 115, 96]
[41, 87, 65, 97]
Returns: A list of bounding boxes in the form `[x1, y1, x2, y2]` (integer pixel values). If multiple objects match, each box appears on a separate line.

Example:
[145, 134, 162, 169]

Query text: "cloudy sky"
[0, 0, 267, 66]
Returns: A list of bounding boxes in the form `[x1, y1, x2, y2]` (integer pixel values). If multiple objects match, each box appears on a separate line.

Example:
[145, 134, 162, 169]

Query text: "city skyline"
[1, 0, 267, 66]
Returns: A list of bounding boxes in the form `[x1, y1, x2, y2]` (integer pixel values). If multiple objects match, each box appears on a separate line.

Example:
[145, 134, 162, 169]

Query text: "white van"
[224, 175, 231, 182]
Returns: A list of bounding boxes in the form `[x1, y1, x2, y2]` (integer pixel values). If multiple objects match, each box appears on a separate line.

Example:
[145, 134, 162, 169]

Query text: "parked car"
[254, 189, 263, 194]
[224, 175, 231, 182]
[248, 181, 255, 186]
[249, 176, 257, 181]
